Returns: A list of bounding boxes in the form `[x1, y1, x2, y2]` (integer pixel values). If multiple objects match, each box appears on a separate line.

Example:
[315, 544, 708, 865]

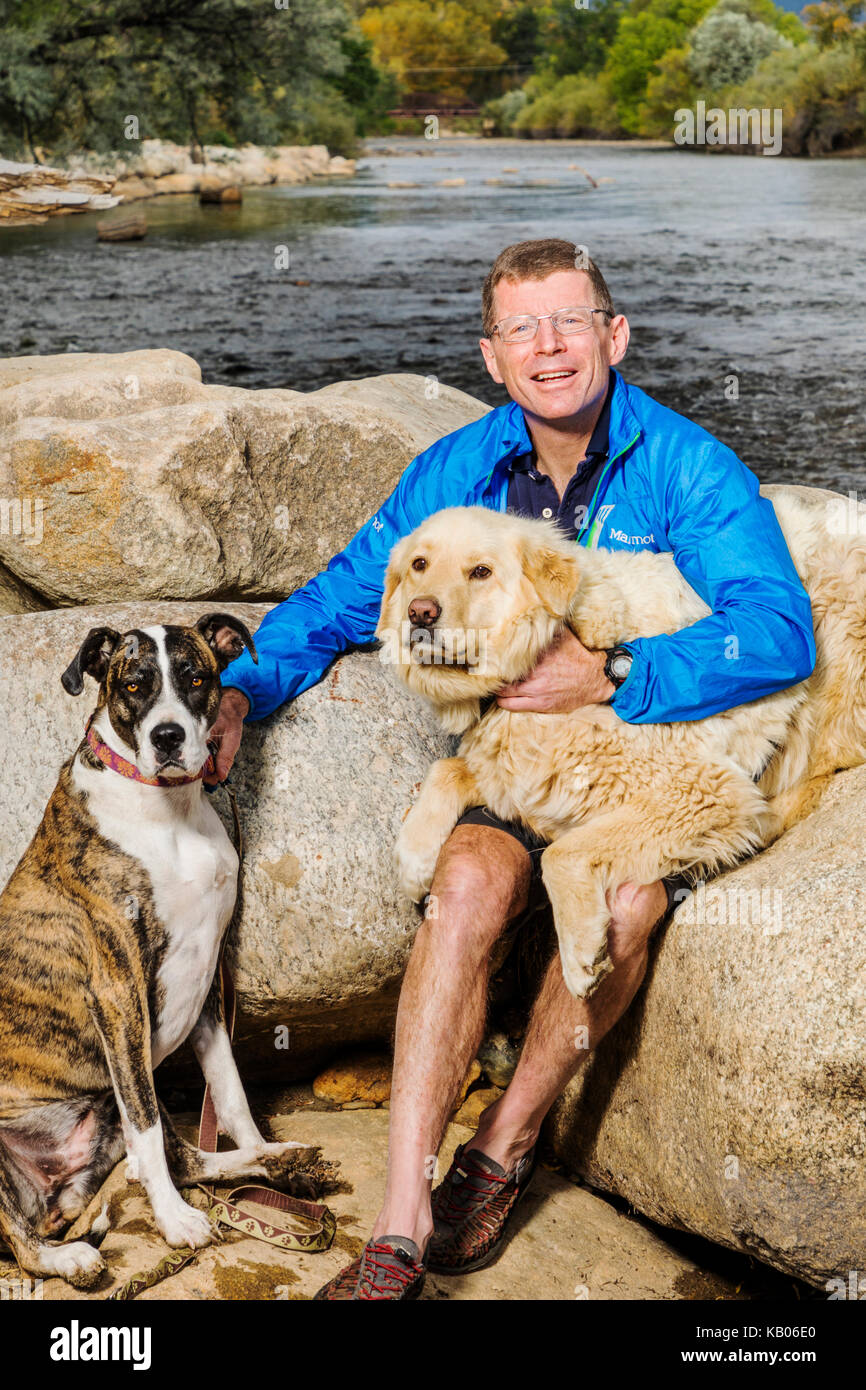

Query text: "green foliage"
[688, 8, 789, 88]
[803, 1, 865, 49]
[360, 0, 507, 104]
[514, 69, 623, 136]
[333, 35, 399, 135]
[534, 0, 627, 80]
[638, 45, 698, 135]
[605, 0, 718, 131]
[481, 86, 529, 135]
[0, 0, 368, 157]
[718, 37, 865, 151]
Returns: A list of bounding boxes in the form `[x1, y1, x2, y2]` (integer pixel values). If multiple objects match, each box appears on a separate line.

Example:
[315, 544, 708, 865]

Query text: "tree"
[605, 0, 717, 131]
[802, 0, 865, 48]
[0, 0, 359, 157]
[688, 8, 788, 88]
[535, 0, 628, 80]
[359, 0, 508, 104]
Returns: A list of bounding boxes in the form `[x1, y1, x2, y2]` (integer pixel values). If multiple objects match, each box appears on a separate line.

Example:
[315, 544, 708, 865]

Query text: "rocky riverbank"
[0, 159, 120, 226]
[0, 140, 355, 227]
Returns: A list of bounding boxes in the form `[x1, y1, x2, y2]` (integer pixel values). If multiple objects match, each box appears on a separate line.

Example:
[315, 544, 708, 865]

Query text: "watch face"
[611, 653, 632, 680]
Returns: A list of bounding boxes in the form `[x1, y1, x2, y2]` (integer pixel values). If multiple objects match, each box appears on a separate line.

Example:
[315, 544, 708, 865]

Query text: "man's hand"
[496, 630, 615, 712]
[205, 687, 250, 785]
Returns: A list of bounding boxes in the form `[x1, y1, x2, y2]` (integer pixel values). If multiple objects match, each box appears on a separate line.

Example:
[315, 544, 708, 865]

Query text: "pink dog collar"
[84, 718, 215, 787]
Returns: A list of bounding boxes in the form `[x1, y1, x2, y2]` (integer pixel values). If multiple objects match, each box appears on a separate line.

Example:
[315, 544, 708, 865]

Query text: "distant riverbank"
[0, 141, 355, 228]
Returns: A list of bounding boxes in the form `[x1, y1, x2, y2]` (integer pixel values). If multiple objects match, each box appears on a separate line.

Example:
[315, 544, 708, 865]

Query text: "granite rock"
[548, 763, 866, 1288]
[0, 350, 488, 608]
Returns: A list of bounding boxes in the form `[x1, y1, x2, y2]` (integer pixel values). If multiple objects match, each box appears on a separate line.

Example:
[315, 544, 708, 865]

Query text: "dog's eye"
[191, 676, 203, 687]
[411, 557, 427, 572]
[125, 682, 138, 693]
[470, 565, 492, 580]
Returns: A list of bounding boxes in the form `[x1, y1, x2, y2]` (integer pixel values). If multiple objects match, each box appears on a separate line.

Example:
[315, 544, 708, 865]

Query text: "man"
[208, 239, 815, 1300]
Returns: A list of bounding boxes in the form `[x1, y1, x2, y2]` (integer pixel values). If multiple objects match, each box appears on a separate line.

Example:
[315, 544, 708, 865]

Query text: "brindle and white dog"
[0, 614, 315, 1290]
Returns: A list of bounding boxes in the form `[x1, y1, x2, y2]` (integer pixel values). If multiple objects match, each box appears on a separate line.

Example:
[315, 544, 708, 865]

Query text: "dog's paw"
[564, 954, 614, 1000]
[48, 1241, 107, 1290]
[156, 1199, 215, 1250]
[257, 1141, 321, 1184]
[395, 833, 441, 904]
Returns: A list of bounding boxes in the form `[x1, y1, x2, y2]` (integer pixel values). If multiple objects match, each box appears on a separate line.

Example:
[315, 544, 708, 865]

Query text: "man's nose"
[534, 317, 566, 352]
[408, 595, 440, 629]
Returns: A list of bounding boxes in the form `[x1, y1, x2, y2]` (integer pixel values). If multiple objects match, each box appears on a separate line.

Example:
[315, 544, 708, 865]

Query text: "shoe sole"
[426, 1158, 537, 1276]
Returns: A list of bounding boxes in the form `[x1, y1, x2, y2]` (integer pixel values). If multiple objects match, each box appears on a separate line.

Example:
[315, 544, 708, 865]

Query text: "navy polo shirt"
[506, 372, 613, 542]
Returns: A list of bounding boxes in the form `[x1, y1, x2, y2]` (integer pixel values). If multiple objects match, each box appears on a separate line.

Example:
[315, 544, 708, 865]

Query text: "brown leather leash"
[106, 769, 335, 1300]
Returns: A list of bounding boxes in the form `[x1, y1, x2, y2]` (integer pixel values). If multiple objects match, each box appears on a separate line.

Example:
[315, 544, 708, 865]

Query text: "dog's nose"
[150, 722, 185, 755]
[408, 595, 441, 629]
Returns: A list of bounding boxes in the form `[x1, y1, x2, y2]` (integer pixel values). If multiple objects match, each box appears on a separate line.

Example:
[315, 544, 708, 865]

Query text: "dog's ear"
[195, 613, 259, 670]
[522, 535, 581, 615]
[376, 534, 414, 638]
[61, 627, 122, 695]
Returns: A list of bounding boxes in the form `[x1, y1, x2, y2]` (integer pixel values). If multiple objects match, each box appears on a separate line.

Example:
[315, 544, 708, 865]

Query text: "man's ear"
[61, 627, 122, 695]
[522, 537, 581, 615]
[195, 613, 258, 671]
[479, 335, 504, 385]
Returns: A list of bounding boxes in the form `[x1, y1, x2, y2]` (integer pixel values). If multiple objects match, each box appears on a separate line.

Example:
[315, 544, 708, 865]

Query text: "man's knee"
[606, 880, 667, 960]
[427, 826, 531, 948]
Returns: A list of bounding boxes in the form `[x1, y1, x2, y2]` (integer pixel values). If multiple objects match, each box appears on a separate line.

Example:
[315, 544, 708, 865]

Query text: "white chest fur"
[72, 757, 239, 1068]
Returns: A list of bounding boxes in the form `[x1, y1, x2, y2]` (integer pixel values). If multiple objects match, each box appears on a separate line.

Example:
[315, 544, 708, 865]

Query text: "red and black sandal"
[313, 1235, 427, 1300]
[427, 1143, 537, 1275]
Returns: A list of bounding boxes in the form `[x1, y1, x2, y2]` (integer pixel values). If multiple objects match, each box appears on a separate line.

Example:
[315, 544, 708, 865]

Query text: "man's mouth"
[532, 369, 577, 383]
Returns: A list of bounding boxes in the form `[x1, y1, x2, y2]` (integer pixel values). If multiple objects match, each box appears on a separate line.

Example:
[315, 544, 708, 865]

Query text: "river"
[1, 137, 864, 490]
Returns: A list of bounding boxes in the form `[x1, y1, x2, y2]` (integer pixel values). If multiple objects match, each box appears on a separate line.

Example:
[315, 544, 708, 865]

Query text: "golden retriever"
[376, 485, 866, 998]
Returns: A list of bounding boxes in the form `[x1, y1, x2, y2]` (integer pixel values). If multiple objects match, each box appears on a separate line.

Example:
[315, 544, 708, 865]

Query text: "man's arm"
[610, 442, 816, 724]
[217, 447, 443, 723]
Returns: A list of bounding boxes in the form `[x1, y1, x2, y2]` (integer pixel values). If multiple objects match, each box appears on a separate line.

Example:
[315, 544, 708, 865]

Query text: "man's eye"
[470, 565, 492, 580]
[411, 557, 427, 572]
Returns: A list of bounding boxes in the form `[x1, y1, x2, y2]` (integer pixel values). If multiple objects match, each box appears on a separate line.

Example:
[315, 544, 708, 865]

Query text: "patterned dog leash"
[106, 754, 335, 1300]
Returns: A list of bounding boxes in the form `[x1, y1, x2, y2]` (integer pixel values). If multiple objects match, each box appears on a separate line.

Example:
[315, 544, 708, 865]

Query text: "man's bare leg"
[468, 879, 669, 1175]
[371, 825, 532, 1252]
[371, 825, 669, 1249]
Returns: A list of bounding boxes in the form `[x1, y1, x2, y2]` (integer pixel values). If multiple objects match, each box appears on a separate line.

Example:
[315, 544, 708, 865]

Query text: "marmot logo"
[610, 527, 655, 546]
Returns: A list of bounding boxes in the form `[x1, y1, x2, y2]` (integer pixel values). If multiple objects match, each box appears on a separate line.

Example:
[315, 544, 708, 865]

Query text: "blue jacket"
[223, 369, 816, 723]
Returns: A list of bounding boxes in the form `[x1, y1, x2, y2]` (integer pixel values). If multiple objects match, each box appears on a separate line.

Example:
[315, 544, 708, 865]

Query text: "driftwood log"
[199, 180, 243, 204]
[97, 214, 147, 242]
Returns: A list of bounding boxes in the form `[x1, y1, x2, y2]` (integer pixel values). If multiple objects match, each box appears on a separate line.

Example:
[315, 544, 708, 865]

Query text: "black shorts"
[454, 805, 693, 921]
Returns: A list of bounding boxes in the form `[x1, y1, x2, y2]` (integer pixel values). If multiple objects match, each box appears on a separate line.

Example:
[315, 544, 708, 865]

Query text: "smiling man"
[209, 238, 815, 1300]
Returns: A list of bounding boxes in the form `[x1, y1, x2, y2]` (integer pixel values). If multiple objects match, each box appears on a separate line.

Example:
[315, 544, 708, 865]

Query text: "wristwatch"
[603, 645, 633, 696]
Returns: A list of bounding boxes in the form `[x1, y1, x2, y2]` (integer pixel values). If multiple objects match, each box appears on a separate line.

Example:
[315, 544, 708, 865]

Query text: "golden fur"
[377, 485, 866, 998]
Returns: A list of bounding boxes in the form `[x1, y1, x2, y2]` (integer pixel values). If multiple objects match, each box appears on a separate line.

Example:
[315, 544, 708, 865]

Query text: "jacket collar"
[487, 367, 643, 483]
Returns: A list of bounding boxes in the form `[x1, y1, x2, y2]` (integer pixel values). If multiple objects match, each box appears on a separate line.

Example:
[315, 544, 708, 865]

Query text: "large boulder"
[0, 351, 488, 612]
[548, 762, 866, 1288]
[0, 601, 453, 1076]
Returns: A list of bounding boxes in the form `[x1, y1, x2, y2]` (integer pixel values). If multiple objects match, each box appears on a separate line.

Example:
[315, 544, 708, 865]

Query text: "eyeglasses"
[491, 306, 612, 345]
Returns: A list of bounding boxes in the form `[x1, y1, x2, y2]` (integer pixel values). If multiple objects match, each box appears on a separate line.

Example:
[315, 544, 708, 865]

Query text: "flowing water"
[1, 137, 864, 490]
